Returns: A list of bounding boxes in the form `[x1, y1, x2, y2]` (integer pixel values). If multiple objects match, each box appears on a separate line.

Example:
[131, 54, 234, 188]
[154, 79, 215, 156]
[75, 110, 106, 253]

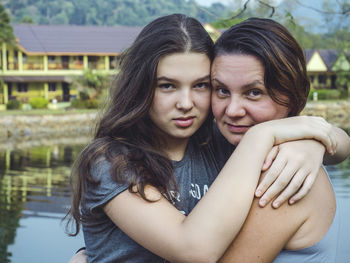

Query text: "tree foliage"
[0, 3, 14, 44]
[1, 0, 229, 26]
[73, 69, 110, 100]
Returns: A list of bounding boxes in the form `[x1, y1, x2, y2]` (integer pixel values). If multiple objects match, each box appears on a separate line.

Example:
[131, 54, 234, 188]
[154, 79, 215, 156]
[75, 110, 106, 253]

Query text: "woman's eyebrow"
[242, 80, 265, 90]
[211, 78, 227, 87]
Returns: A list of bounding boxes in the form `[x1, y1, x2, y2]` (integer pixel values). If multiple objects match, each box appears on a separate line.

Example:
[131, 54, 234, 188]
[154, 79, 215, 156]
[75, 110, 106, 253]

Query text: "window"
[49, 83, 57, 92]
[318, 75, 326, 84]
[17, 83, 28, 93]
[48, 56, 56, 62]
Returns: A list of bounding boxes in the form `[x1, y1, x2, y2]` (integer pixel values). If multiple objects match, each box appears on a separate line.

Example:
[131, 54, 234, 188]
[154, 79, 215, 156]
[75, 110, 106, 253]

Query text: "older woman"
[212, 17, 349, 262]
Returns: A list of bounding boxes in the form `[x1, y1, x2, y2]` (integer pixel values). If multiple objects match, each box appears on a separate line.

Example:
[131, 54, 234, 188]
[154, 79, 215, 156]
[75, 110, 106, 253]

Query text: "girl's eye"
[215, 87, 230, 97]
[194, 82, 210, 89]
[247, 89, 262, 99]
[158, 83, 175, 90]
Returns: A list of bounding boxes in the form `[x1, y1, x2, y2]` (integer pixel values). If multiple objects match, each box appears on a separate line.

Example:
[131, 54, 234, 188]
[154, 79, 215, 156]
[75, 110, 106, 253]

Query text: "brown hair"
[66, 14, 214, 236]
[214, 17, 309, 116]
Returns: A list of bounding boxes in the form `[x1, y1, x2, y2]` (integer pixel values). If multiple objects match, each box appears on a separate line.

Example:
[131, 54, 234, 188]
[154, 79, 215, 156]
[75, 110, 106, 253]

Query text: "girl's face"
[149, 52, 211, 144]
[211, 54, 290, 146]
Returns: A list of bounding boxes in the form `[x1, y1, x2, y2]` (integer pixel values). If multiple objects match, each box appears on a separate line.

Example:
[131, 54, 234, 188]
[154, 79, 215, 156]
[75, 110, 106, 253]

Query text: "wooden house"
[305, 49, 350, 90]
[0, 24, 143, 106]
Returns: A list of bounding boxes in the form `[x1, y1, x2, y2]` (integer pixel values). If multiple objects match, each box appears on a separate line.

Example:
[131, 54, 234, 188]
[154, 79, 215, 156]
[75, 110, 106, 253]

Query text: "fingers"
[271, 169, 308, 208]
[256, 151, 285, 198]
[289, 170, 318, 204]
[257, 158, 294, 207]
[261, 146, 279, 172]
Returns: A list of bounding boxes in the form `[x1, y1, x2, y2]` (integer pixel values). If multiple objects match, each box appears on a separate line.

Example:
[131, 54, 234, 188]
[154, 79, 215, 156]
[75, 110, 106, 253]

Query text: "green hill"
[0, 0, 228, 26]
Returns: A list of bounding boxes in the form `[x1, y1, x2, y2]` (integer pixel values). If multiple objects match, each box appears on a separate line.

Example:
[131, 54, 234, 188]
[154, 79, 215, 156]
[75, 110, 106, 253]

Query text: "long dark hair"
[214, 18, 309, 116]
[66, 14, 214, 236]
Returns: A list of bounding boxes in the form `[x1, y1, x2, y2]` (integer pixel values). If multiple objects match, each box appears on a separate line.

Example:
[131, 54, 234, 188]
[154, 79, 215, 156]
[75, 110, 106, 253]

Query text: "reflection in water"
[0, 146, 349, 263]
[0, 144, 85, 263]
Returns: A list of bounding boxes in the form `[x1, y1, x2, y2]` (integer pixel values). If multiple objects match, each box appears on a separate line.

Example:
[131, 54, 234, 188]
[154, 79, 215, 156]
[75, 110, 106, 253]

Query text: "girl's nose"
[176, 89, 194, 112]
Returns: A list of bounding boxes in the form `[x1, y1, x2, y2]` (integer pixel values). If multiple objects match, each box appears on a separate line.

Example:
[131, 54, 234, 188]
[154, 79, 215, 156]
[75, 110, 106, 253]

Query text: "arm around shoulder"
[323, 126, 350, 165]
[219, 167, 336, 262]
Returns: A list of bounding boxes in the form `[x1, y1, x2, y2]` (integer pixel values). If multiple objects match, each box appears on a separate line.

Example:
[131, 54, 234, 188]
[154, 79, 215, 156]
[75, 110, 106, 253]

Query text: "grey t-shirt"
[82, 128, 234, 262]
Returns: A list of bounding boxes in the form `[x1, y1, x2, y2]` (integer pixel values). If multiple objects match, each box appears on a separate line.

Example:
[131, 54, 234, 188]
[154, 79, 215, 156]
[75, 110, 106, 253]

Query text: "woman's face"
[149, 52, 211, 144]
[211, 54, 290, 146]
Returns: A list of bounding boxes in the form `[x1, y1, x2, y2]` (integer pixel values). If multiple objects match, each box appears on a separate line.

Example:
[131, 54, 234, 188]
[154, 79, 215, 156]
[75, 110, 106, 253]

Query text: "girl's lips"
[226, 123, 252, 133]
[174, 117, 195, 128]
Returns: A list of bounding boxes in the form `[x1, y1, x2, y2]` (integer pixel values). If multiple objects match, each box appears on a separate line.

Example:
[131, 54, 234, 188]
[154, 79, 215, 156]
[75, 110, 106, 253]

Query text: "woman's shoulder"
[284, 167, 336, 249]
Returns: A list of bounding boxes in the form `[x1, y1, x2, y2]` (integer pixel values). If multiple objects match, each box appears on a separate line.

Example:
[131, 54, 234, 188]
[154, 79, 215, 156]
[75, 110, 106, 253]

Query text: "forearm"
[323, 126, 350, 165]
[182, 126, 275, 260]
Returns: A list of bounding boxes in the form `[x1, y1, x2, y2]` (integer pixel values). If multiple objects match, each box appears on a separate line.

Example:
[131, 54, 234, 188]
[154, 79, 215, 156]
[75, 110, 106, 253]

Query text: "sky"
[195, 0, 336, 33]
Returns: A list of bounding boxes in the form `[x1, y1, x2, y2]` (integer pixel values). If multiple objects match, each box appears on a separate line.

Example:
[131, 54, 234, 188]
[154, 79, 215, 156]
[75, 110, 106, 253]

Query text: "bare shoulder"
[219, 167, 336, 263]
[286, 167, 336, 249]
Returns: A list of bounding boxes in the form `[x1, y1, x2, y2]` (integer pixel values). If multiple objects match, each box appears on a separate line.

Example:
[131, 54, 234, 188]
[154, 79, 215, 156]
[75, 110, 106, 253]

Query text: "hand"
[259, 116, 336, 155]
[68, 249, 87, 263]
[255, 139, 325, 208]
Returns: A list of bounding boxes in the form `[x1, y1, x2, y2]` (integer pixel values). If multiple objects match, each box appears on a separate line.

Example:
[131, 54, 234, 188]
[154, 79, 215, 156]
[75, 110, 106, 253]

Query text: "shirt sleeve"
[84, 160, 129, 214]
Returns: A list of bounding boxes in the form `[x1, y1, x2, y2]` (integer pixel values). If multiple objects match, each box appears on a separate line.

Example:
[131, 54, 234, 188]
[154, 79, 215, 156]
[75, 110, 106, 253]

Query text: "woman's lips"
[174, 117, 195, 128]
[226, 123, 252, 133]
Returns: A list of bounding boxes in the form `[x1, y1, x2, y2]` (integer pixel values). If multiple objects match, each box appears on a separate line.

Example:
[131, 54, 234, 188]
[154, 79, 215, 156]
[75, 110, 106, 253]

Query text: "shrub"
[85, 99, 99, 109]
[317, 89, 341, 100]
[308, 88, 342, 100]
[6, 99, 22, 110]
[29, 97, 49, 109]
[71, 98, 99, 109]
[79, 91, 90, 101]
[71, 99, 86, 109]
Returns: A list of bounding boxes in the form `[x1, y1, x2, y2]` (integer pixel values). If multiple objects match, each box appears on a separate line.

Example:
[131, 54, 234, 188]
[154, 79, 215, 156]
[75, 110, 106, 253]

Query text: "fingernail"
[259, 199, 267, 207]
[273, 201, 280, 208]
[289, 199, 295, 204]
[255, 189, 262, 197]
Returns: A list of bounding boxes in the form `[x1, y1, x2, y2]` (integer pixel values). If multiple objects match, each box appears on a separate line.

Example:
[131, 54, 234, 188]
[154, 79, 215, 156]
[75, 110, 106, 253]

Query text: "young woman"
[211, 18, 350, 262]
[67, 14, 348, 263]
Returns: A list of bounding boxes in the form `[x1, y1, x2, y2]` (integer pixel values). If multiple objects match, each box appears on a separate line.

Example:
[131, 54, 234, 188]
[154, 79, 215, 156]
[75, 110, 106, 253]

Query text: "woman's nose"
[225, 97, 246, 118]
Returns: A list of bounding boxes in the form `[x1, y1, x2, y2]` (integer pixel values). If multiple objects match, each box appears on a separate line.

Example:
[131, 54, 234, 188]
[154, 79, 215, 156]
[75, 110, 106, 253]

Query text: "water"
[0, 145, 85, 263]
[0, 144, 349, 263]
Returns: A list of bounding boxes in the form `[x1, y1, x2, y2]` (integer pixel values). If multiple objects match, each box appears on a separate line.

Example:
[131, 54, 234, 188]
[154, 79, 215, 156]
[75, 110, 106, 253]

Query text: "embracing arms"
[103, 116, 336, 262]
[255, 121, 350, 207]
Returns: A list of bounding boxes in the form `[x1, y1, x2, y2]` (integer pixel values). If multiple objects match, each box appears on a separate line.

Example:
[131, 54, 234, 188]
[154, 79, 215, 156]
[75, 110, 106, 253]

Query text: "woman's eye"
[247, 89, 262, 98]
[216, 87, 230, 97]
[194, 82, 210, 89]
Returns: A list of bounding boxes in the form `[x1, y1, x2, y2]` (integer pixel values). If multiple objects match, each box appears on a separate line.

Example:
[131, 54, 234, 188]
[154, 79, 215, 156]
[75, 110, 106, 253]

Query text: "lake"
[0, 143, 349, 262]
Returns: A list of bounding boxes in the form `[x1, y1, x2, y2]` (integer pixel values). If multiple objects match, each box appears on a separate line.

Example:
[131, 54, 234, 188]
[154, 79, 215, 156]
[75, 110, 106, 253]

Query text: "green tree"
[74, 69, 110, 100]
[0, 3, 15, 44]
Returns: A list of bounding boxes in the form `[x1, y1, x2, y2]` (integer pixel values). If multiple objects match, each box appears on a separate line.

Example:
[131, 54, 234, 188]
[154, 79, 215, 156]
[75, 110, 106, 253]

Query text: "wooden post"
[44, 55, 48, 72]
[3, 83, 8, 104]
[2, 43, 7, 71]
[18, 51, 23, 71]
[105, 56, 110, 70]
[44, 82, 49, 100]
[83, 55, 88, 69]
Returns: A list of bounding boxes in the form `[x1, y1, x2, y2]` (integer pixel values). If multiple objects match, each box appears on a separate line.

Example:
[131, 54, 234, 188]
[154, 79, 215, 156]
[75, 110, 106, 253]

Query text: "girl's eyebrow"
[157, 75, 210, 83]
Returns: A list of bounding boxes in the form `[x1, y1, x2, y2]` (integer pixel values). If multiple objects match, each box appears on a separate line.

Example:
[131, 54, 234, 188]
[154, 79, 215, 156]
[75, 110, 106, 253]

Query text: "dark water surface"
[0, 145, 349, 262]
